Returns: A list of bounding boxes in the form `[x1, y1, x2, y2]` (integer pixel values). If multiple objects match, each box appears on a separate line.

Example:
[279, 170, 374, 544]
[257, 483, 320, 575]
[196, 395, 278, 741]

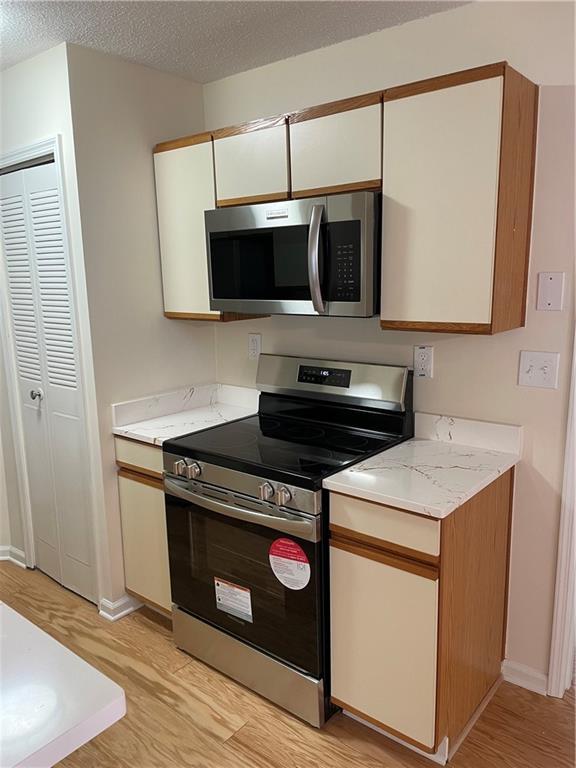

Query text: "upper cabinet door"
[380, 64, 538, 334]
[289, 96, 382, 197]
[153, 137, 219, 319]
[213, 117, 289, 206]
[381, 77, 502, 329]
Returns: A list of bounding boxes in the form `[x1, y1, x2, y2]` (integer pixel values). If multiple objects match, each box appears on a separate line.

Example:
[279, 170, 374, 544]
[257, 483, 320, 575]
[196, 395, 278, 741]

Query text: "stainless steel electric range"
[163, 354, 414, 727]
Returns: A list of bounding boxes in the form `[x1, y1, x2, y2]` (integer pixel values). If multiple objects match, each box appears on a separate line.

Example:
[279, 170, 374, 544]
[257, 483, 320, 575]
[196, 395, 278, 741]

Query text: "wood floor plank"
[1, 562, 573, 768]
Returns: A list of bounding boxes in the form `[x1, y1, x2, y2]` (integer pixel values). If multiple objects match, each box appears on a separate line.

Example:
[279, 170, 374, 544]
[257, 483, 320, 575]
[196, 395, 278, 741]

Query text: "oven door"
[164, 477, 324, 678]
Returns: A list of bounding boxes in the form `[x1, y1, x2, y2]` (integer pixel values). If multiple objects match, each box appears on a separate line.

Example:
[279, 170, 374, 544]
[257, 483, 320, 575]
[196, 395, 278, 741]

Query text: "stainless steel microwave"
[205, 191, 380, 317]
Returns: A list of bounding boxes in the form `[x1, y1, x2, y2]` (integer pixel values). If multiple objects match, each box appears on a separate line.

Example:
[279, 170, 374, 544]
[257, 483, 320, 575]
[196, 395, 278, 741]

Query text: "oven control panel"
[297, 365, 351, 388]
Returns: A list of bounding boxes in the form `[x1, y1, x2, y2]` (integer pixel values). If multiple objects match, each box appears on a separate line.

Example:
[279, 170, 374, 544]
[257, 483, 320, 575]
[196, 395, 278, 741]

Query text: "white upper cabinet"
[213, 118, 289, 205]
[289, 97, 382, 196]
[380, 64, 538, 334]
[153, 137, 219, 319]
[381, 77, 502, 327]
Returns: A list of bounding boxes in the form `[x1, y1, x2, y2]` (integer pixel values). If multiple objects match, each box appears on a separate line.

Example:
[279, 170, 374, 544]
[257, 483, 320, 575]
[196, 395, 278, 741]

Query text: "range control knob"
[258, 482, 275, 501]
[277, 486, 293, 507]
[172, 459, 186, 476]
[184, 460, 202, 480]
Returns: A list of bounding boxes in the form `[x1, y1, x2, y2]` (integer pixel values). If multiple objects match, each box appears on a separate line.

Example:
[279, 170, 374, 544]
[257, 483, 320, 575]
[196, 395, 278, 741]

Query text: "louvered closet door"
[0, 162, 95, 602]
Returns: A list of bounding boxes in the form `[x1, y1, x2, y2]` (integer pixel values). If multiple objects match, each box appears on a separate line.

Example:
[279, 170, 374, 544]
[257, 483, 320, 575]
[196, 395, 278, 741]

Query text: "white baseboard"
[502, 659, 548, 695]
[99, 593, 142, 622]
[0, 545, 27, 568]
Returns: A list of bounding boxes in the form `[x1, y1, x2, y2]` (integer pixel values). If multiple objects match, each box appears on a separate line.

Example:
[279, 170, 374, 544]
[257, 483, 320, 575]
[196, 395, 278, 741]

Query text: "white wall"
[66, 45, 216, 602]
[204, 2, 575, 679]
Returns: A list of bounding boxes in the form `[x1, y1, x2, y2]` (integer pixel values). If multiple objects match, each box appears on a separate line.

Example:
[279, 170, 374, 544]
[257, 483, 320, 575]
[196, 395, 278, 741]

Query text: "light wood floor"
[1, 562, 573, 768]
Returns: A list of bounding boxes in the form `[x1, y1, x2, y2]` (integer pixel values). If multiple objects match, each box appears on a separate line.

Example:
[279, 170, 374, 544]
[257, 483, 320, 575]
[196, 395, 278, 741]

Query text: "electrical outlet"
[518, 350, 560, 389]
[537, 272, 565, 311]
[248, 333, 261, 361]
[413, 345, 434, 378]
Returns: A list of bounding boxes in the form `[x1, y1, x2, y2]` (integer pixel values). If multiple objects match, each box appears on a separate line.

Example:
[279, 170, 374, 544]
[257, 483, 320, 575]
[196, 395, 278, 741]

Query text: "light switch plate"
[413, 345, 434, 378]
[537, 272, 565, 311]
[248, 333, 261, 361]
[518, 350, 560, 389]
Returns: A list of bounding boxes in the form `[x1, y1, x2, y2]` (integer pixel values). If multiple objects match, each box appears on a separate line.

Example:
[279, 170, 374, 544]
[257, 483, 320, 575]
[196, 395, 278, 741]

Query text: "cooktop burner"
[164, 413, 401, 489]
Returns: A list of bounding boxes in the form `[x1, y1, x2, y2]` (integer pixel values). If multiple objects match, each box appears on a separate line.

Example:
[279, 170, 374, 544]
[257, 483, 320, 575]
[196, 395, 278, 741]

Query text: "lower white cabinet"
[330, 543, 438, 749]
[118, 473, 172, 612]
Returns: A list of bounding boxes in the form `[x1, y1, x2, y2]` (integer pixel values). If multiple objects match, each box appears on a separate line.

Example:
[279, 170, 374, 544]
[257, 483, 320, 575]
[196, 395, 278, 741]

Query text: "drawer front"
[330, 492, 440, 557]
[330, 545, 438, 748]
[114, 437, 163, 477]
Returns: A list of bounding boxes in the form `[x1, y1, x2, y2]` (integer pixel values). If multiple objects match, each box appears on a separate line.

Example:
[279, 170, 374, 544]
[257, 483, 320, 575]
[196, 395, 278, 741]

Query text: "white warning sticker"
[214, 578, 253, 623]
[269, 538, 311, 590]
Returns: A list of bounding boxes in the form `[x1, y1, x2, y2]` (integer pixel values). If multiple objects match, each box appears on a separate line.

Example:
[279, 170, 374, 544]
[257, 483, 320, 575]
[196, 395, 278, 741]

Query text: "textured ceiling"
[0, 1, 466, 83]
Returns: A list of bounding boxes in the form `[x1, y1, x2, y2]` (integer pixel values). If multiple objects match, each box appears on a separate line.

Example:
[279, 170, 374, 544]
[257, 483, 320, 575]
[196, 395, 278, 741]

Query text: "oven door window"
[209, 225, 325, 302]
[165, 493, 323, 678]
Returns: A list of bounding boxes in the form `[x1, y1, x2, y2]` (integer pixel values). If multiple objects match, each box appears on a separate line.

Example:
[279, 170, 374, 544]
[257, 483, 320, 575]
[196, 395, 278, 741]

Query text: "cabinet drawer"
[118, 473, 171, 611]
[114, 437, 163, 477]
[330, 492, 440, 557]
[330, 545, 438, 748]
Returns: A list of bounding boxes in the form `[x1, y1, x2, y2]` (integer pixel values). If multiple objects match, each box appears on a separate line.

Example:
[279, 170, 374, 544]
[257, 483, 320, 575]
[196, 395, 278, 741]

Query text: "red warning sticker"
[269, 538, 311, 590]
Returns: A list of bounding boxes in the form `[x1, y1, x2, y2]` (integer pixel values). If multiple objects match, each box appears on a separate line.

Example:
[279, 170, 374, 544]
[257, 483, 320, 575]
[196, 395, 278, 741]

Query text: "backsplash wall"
[209, 2, 575, 681]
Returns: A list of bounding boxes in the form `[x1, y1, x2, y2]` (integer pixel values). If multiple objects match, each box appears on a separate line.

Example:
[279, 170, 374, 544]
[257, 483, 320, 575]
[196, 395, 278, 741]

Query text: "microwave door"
[206, 198, 327, 316]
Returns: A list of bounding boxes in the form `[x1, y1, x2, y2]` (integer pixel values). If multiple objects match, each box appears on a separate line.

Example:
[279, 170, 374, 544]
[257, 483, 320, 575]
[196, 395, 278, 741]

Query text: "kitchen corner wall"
[205, 2, 575, 680]
[66, 45, 217, 602]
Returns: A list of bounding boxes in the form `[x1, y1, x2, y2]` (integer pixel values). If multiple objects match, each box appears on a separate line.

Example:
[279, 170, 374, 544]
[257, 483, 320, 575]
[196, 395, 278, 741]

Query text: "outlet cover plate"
[518, 350, 560, 389]
[413, 345, 434, 378]
[248, 333, 261, 361]
[537, 272, 565, 311]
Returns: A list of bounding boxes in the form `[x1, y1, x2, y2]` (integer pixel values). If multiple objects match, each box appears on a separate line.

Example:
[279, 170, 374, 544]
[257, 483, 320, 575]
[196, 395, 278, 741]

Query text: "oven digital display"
[297, 365, 351, 388]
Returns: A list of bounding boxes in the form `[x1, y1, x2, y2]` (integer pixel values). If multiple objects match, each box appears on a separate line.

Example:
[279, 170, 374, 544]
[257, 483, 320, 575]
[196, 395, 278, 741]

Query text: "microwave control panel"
[327, 221, 362, 303]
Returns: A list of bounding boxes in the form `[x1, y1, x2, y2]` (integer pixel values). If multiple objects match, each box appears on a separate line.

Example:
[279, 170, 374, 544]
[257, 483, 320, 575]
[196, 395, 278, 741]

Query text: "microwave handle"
[165, 478, 319, 542]
[307, 204, 325, 314]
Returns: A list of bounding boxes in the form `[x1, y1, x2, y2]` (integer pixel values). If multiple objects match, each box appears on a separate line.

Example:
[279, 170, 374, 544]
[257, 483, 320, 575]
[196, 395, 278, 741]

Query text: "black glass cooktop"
[164, 413, 404, 490]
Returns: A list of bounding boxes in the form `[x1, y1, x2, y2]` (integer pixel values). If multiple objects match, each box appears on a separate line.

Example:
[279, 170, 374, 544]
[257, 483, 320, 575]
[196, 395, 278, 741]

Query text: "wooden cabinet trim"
[116, 460, 163, 481]
[330, 697, 435, 754]
[216, 192, 289, 207]
[434, 471, 513, 748]
[293, 179, 381, 199]
[330, 523, 439, 567]
[330, 533, 439, 581]
[383, 62, 507, 102]
[288, 92, 382, 124]
[164, 311, 268, 322]
[212, 115, 286, 141]
[154, 132, 213, 153]
[490, 68, 538, 333]
[118, 467, 164, 491]
[125, 587, 172, 618]
[380, 320, 493, 334]
[330, 490, 442, 520]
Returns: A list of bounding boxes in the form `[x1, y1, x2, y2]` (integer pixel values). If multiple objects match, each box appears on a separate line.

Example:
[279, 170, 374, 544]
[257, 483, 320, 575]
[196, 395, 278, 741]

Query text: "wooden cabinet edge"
[329, 490, 441, 520]
[118, 467, 164, 491]
[125, 587, 172, 618]
[330, 535, 439, 581]
[383, 61, 507, 102]
[154, 131, 213, 153]
[330, 523, 439, 567]
[216, 192, 288, 208]
[330, 697, 436, 754]
[164, 311, 268, 322]
[117, 460, 163, 481]
[380, 320, 493, 334]
[213, 115, 287, 140]
[446, 675, 503, 760]
[288, 92, 382, 124]
[293, 179, 381, 199]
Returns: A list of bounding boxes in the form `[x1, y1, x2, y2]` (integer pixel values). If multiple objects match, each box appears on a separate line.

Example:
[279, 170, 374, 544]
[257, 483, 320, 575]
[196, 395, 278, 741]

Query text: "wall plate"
[518, 350, 560, 389]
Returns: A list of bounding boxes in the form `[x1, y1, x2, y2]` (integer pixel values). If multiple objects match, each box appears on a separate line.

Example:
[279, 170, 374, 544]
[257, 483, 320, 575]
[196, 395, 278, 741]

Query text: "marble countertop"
[112, 383, 258, 446]
[323, 414, 522, 518]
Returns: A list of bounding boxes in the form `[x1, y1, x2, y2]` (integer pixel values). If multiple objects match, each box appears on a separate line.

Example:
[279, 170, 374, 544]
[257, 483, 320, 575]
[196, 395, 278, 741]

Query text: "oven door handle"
[165, 479, 319, 542]
[307, 204, 325, 314]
